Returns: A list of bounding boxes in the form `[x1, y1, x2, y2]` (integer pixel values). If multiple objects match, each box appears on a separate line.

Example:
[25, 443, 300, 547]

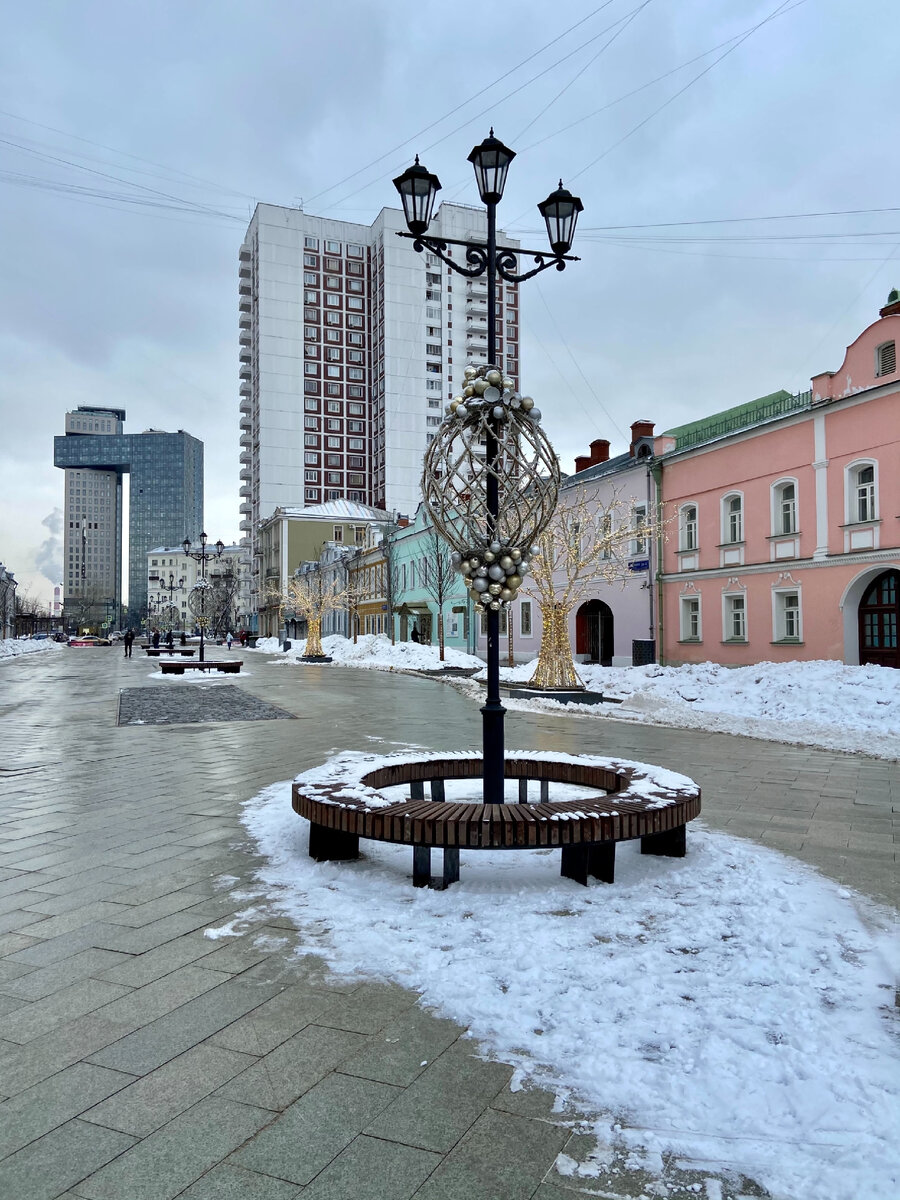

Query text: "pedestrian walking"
[226, 631, 234, 650]
[239, 630, 247, 647]
[411, 623, 420, 643]
[165, 629, 174, 649]
[123, 629, 134, 658]
[152, 629, 160, 649]
[180, 631, 187, 646]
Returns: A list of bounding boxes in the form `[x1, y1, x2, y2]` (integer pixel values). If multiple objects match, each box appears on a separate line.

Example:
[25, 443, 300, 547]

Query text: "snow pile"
[0, 637, 61, 660]
[254, 632, 483, 673]
[239, 778, 900, 1200]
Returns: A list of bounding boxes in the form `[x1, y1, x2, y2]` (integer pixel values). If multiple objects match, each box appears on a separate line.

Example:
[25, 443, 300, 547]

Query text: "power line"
[568, 0, 806, 184]
[303, 0, 621, 208]
[571, 206, 900, 231]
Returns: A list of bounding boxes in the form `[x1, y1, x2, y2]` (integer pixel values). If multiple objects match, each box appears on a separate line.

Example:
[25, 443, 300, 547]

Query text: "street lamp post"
[395, 133, 582, 803]
[182, 533, 224, 663]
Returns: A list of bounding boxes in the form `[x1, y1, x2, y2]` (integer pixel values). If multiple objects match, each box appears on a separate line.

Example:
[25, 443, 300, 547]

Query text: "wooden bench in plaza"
[292, 753, 701, 889]
[158, 660, 242, 675]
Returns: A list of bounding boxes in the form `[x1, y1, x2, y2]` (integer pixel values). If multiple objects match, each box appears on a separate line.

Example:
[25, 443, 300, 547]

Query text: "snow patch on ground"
[242, 778, 900, 1200]
[0, 638, 62, 660]
[253, 635, 898, 757]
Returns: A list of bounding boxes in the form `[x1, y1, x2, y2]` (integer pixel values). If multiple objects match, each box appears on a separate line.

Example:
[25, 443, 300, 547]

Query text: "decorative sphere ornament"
[490, 600, 501, 611]
[486, 369, 502, 385]
[420, 386, 560, 587]
[488, 583, 502, 595]
[518, 561, 530, 575]
[520, 395, 535, 412]
[500, 588, 514, 602]
[507, 574, 522, 590]
[502, 377, 514, 390]
[473, 577, 488, 593]
[450, 550, 461, 564]
[529, 408, 542, 422]
[450, 400, 460, 413]
[483, 386, 501, 403]
[464, 366, 477, 380]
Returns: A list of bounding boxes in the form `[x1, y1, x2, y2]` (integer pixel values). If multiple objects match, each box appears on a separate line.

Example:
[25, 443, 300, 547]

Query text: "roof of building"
[273, 500, 393, 522]
[146, 544, 244, 556]
[663, 388, 812, 452]
[562, 450, 636, 488]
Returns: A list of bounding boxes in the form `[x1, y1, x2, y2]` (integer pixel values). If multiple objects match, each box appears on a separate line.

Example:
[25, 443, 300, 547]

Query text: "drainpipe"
[651, 458, 665, 665]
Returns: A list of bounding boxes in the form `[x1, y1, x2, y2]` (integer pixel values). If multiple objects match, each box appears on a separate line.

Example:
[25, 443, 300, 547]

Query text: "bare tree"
[208, 568, 240, 636]
[267, 555, 349, 657]
[419, 518, 456, 661]
[524, 487, 658, 688]
[381, 525, 402, 645]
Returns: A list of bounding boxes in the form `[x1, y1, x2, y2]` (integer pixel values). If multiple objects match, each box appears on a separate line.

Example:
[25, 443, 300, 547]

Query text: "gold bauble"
[464, 384, 475, 398]
[464, 367, 477, 380]
[486, 369, 502, 386]
[473, 379, 488, 395]
[506, 574, 522, 589]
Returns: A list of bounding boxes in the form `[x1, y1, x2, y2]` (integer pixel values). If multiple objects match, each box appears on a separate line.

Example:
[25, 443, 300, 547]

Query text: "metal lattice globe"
[421, 365, 560, 610]
[187, 579, 212, 627]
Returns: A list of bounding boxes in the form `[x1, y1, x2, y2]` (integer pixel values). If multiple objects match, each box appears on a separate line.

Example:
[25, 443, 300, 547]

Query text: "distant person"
[411, 624, 420, 643]
[152, 629, 160, 649]
[180, 631, 187, 646]
[239, 630, 247, 647]
[123, 629, 134, 658]
[226, 631, 234, 650]
[165, 629, 174, 649]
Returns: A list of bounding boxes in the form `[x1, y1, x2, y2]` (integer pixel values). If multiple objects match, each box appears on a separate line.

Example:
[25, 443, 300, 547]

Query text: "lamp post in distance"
[393, 132, 583, 804]
[182, 533, 224, 663]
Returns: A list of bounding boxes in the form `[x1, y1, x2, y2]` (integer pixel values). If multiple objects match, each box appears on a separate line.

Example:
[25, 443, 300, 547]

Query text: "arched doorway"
[858, 570, 899, 668]
[575, 600, 614, 666]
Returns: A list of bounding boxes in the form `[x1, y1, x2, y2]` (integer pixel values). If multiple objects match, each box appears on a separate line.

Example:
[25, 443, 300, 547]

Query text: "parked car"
[68, 635, 112, 647]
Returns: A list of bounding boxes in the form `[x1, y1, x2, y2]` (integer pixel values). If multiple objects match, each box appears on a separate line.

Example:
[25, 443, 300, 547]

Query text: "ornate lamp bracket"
[398, 231, 578, 282]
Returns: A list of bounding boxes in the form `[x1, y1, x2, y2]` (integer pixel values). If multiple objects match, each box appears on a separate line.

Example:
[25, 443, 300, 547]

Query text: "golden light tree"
[267, 563, 349, 659]
[525, 486, 656, 689]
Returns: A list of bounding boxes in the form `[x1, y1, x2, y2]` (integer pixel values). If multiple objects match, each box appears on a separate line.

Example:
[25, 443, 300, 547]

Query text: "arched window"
[679, 504, 698, 551]
[848, 462, 877, 523]
[722, 494, 743, 544]
[772, 480, 797, 535]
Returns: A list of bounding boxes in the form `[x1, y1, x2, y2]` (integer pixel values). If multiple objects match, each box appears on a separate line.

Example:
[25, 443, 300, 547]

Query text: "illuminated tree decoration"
[421, 363, 560, 614]
[187, 577, 213, 628]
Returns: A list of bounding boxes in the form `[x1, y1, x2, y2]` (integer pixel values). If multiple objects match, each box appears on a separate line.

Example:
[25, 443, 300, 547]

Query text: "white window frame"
[631, 505, 648, 556]
[722, 592, 747, 642]
[845, 460, 878, 524]
[721, 493, 744, 544]
[519, 599, 533, 637]
[680, 595, 701, 642]
[771, 478, 798, 535]
[772, 588, 801, 642]
[679, 503, 698, 551]
[875, 339, 896, 378]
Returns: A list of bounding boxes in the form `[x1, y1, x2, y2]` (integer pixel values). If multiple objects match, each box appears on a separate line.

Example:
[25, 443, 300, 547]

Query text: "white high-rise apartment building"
[238, 202, 520, 585]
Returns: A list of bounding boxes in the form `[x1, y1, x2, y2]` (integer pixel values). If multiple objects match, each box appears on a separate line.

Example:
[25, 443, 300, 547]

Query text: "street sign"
[628, 559, 650, 572]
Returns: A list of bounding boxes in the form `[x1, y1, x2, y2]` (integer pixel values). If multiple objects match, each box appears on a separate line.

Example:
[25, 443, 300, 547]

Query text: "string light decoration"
[267, 570, 349, 660]
[421, 363, 560, 615]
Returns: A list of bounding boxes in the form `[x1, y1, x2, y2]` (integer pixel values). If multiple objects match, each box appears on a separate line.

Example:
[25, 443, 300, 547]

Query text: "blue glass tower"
[55, 410, 203, 626]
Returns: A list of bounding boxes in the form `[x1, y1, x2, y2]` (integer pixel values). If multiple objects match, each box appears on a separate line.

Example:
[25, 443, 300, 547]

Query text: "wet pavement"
[0, 646, 896, 1199]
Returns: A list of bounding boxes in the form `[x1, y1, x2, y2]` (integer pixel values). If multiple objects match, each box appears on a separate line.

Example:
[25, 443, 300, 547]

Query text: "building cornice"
[660, 546, 900, 583]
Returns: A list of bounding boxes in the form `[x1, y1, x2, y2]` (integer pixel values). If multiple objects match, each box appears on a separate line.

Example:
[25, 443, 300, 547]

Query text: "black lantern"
[215, 539, 225, 556]
[182, 536, 191, 555]
[393, 156, 442, 236]
[467, 130, 515, 205]
[538, 181, 584, 257]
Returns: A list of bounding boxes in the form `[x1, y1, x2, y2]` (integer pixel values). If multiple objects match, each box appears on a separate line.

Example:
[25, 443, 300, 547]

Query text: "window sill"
[721, 639, 747, 644]
[716, 541, 745, 549]
[839, 519, 881, 529]
[675, 547, 700, 555]
[771, 639, 804, 646]
[765, 531, 801, 540]
[677, 638, 702, 644]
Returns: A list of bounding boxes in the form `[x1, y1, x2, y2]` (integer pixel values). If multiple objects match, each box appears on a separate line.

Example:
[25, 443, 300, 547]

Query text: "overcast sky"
[1, 0, 898, 605]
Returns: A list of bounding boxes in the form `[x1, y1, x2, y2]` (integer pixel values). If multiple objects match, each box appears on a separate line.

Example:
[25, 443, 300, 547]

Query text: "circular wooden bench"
[292, 752, 701, 888]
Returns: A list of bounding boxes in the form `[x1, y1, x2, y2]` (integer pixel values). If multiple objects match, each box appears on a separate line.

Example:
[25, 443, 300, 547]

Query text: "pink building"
[657, 294, 900, 669]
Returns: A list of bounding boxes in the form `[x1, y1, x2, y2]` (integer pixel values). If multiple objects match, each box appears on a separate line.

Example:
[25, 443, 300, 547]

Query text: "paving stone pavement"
[0, 647, 896, 1200]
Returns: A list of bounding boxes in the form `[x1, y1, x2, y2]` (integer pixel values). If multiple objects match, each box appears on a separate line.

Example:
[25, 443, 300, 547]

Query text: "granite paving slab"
[117, 685, 295, 727]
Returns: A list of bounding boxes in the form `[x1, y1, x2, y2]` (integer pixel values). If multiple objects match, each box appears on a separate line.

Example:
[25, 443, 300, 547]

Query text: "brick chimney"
[629, 420, 655, 457]
[589, 438, 610, 464]
[574, 455, 592, 473]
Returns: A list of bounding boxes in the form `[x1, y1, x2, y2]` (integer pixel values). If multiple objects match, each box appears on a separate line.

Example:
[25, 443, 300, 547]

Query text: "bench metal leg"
[518, 778, 528, 804]
[308, 822, 359, 862]
[410, 780, 425, 801]
[431, 779, 445, 802]
[413, 845, 431, 887]
[641, 825, 686, 858]
[540, 780, 549, 803]
[561, 842, 615, 886]
[441, 848, 460, 888]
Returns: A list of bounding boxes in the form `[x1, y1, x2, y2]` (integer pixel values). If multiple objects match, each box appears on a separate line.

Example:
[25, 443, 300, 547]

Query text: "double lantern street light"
[150, 572, 185, 634]
[394, 133, 583, 804]
[182, 532, 224, 663]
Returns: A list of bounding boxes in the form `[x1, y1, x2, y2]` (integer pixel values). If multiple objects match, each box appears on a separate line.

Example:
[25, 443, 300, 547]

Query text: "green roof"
[664, 389, 812, 451]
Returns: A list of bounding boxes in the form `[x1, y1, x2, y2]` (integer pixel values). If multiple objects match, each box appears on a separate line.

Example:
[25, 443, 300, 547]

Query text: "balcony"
[239, 264, 251, 279]
[239, 246, 251, 262]
[239, 348, 252, 365]
[466, 316, 488, 331]
[239, 296, 252, 312]
[239, 280, 252, 297]
[239, 366, 251, 381]
[240, 501, 252, 515]
[240, 381, 252, 397]
[240, 416, 252, 432]
[240, 468, 251, 483]
[239, 311, 251, 328]
[239, 518, 251, 533]
[239, 330, 252, 346]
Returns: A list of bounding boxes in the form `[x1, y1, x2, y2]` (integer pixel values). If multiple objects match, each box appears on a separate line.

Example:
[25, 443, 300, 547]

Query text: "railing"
[673, 390, 813, 451]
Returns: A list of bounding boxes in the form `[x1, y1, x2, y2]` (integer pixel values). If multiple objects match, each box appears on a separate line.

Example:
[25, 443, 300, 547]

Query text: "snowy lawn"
[251, 636, 899, 758]
[0, 637, 62, 660]
[233, 759, 900, 1200]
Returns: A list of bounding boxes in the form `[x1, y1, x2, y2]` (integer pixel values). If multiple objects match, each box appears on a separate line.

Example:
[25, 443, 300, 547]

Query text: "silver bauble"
[483, 550, 495, 563]
[490, 600, 501, 611]
[483, 385, 501, 403]
[529, 408, 542, 422]
[473, 577, 488, 593]
[488, 583, 502, 595]
[489, 541, 502, 554]
[468, 557, 480, 569]
[492, 406, 506, 420]
[488, 564, 505, 581]
[450, 550, 461, 564]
